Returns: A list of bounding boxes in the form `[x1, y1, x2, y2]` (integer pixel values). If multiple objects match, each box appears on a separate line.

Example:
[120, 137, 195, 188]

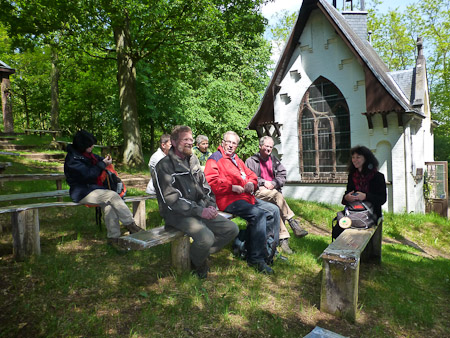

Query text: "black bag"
[100, 164, 127, 198]
[336, 201, 376, 229]
[232, 229, 277, 264]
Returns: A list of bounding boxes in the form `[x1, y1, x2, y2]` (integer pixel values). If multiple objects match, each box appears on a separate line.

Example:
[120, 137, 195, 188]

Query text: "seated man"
[152, 125, 239, 279]
[245, 136, 308, 254]
[193, 134, 212, 167]
[204, 131, 280, 275]
[146, 134, 171, 194]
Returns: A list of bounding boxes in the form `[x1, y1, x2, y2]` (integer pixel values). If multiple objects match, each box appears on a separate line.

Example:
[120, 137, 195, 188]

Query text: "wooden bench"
[0, 173, 154, 260]
[56, 140, 122, 157]
[319, 223, 382, 322]
[0, 173, 66, 201]
[24, 129, 62, 141]
[0, 195, 155, 261]
[118, 211, 234, 273]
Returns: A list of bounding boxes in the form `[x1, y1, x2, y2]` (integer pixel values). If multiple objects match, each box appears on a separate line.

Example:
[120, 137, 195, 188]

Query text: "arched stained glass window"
[298, 77, 350, 180]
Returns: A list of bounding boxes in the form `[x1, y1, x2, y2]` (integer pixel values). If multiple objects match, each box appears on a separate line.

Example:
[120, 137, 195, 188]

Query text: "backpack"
[99, 164, 127, 198]
[335, 201, 376, 230]
[232, 228, 278, 265]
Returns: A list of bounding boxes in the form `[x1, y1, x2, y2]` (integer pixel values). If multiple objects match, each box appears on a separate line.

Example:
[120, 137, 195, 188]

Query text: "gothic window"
[298, 77, 350, 181]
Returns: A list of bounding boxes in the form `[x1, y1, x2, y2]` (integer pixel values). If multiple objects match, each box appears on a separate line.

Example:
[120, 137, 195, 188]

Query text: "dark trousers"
[225, 198, 280, 264]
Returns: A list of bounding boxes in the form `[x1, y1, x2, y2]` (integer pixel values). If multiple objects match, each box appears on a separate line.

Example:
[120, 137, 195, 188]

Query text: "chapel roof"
[248, 0, 425, 129]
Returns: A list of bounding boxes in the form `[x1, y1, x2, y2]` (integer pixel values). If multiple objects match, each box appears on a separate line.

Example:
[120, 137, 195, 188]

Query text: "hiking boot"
[280, 239, 294, 255]
[124, 221, 144, 234]
[288, 218, 308, 238]
[191, 260, 210, 279]
[248, 261, 274, 275]
[107, 237, 128, 252]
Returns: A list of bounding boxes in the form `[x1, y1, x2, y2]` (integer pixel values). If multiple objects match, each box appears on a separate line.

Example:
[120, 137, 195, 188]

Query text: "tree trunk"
[113, 16, 144, 167]
[1, 75, 14, 133]
[50, 47, 60, 131]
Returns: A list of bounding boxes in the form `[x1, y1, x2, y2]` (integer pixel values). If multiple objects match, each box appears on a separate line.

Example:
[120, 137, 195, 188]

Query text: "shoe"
[124, 221, 144, 234]
[191, 260, 209, 279]
[248, 261, 274, 275]
[288, 218, 308, 238]
[107, 238, 128, 252]
[280, 239, 294, 255]
[275, 252, 288, 261]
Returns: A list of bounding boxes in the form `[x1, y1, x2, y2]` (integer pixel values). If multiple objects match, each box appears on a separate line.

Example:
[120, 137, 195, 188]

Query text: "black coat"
[342, 171, 387, 219]
[64, 144, 107, 202]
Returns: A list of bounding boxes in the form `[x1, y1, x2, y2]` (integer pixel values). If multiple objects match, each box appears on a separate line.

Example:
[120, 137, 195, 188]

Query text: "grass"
[0, 135, 449, 337]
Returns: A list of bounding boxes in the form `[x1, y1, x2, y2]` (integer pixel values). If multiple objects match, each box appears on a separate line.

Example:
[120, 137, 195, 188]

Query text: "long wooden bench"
[320, 223, 382, 322]
[0, 173, 155, 260]
[24, 129, 62, 141]
[118, 211, 234, 273]
[56, 140, 122, 157]
[0, 195, 155, 261]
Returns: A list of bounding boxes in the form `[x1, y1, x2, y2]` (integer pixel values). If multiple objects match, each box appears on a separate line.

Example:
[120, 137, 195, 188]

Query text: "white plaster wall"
[273, 9, 433, 214]
[284, 184, 346, 206]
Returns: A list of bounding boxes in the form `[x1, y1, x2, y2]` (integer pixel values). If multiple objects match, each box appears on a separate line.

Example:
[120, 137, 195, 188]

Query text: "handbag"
[336, 201, 376, 229]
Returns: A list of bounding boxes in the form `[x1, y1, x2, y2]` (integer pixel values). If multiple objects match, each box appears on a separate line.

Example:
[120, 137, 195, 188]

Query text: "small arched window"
[298, 77, 350, 180]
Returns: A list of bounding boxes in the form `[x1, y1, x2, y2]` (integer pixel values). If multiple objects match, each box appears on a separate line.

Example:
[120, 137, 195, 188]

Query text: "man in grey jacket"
[245, 136, 308, 254]
[152, 125, 239, 278]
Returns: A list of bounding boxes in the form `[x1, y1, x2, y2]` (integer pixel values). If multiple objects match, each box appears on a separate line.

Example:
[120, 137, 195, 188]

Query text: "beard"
[178, 144, 192, 156]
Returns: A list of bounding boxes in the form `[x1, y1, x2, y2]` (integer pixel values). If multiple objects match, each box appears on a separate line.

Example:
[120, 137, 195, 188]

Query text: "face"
[85, 145, 94, 153]
[352, 153, 366, 171]
[222, 134, 239, 156]
[173, 131, 193, 158]
[259, 138, 274, 158]
[161, 140, 171, 155]
[198, 140, 209, 153]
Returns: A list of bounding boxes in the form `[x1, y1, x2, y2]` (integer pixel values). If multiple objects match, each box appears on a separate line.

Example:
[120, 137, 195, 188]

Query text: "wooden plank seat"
[118, 211, 234, 273]
[24, 129, 62, 141]
[0, 189, 70, 202]
[320, 223, 382, 322]
[56, 140, 121, 157]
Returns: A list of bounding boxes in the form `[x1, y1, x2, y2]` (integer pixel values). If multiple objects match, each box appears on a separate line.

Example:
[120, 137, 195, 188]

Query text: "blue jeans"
[225, 198, 280, 263]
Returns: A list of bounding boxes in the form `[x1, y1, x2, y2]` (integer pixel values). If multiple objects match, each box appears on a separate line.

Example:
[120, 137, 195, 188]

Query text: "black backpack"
[232, 229, 278, 264]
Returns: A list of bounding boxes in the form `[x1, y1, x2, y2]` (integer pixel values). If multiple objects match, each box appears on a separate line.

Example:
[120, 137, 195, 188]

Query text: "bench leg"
[11, 210, 41, 260]
[171, 236, 191, 273]
[132, 201, 146, 230]
[320, 256, 360, 322]
[362, 223, 382, 264]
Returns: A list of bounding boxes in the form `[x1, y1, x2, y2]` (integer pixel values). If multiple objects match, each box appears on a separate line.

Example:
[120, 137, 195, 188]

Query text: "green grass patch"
[1, 135, 449, 337]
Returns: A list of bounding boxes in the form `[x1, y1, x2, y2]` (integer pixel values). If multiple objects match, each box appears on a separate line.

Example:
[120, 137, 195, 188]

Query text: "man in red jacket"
[204, 131, 280, 274]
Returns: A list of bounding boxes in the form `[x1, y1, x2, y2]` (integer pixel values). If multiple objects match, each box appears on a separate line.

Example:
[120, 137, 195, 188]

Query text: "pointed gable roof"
[249, 0, 424, 130]
[0, 60, 15, 75]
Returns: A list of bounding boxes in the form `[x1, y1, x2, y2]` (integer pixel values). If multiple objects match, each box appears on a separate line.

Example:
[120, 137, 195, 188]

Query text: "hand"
[232, 185, 244, 194]
[264, 181, 275, 190]
[103, 156, 112, 166]
[244, 182, 254, 194]
[345, 191, 366, 202]
[201, 206, 218, 219]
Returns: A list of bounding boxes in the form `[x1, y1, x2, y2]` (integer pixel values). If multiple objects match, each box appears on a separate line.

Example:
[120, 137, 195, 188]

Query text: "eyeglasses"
[223, 140, 238, 146]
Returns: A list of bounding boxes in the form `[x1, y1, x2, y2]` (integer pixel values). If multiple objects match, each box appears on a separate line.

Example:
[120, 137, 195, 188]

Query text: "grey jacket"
[152, 148, 216, 221]
[245, 154, 287, 192]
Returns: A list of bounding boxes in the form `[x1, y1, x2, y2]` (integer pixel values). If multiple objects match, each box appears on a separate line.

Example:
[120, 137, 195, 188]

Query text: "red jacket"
[205, 145, 258, 211]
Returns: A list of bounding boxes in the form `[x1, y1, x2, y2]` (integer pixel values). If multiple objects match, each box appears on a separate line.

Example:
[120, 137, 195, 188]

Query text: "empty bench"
[118, 212, 234, 273]
[320, 223, 382, 322]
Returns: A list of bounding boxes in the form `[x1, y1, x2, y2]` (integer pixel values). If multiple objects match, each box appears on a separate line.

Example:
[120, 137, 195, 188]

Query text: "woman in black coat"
[333, 145, 387, 241]
[64, 130, 143, 247]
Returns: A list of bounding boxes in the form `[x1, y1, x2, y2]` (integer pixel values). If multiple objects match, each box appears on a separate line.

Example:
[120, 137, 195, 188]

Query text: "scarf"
[352, 169, 376, 193]
[82, 152, 103, 186]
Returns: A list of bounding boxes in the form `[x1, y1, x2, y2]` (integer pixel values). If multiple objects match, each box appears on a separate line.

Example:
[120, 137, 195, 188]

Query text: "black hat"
[72, 130, 97, 153]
